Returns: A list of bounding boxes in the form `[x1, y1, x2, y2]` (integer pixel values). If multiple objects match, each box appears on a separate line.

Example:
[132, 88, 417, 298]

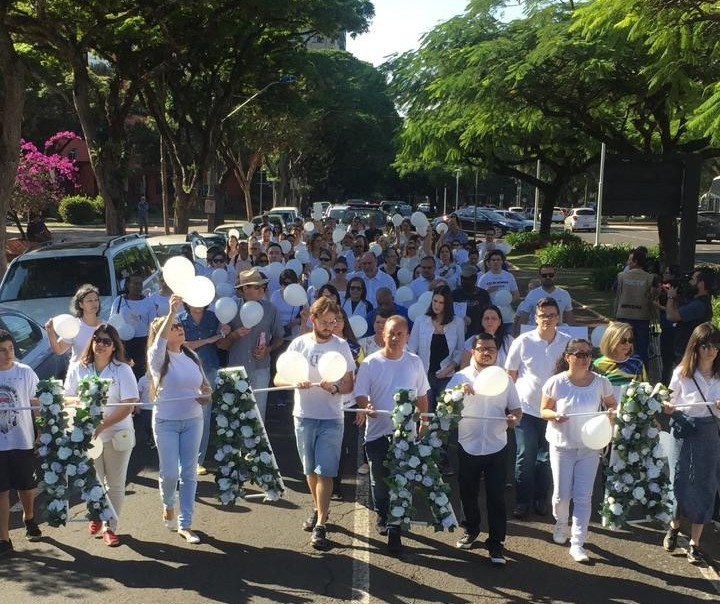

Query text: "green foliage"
[58, 195, 104, 224]
[505, 230, 582, 253]
[591, 265, 622, 291]
[537, 243, 631, 269]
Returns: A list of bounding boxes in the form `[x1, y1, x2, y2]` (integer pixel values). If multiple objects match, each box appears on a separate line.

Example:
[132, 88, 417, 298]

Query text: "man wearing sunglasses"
[514, 264, 574, 336]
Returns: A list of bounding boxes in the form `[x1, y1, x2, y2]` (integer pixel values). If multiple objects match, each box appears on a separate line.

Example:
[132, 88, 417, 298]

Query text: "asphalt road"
[2, 398, 719, 604]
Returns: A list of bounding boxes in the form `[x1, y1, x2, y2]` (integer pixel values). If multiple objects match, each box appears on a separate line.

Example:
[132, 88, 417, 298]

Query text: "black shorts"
[0, 449, 37, 492]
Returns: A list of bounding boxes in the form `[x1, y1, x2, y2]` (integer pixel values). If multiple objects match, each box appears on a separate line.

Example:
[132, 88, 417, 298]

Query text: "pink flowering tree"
[9, 131, 80, 236]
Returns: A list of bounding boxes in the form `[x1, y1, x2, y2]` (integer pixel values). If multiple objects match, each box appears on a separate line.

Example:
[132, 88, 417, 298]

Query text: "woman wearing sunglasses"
[593, 321, 647, 402]
[541, 339, 616, 563]
[329, 258, 350, 296]
[147, 295, 211, 544]
[342, 277, 373, 318]
[64, 325, 138, 547]
[663, 322, 720, 564]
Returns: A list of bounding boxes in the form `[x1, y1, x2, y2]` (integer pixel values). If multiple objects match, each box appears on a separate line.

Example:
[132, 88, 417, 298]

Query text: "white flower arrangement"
[601, 381, 673, 529]
[385, 387, 462, 531]
[212, 368, 285, 504]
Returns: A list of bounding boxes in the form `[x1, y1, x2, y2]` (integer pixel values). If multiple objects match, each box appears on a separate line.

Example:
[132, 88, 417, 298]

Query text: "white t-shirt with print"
[0, 362, 40, 451]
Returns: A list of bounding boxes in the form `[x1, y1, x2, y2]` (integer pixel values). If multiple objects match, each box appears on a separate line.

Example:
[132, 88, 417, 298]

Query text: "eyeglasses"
[210, 257, 225, 264]
[93, 336, 113, 346]
[474, 346, 498, 353]
[619, 337, 634, 345]
[536, 313, 559, 320]
[540, 273, 555, 278]
[316, 318, 338, 328]
[334, 268, 347, 273]
[349, 285, 363, 291]
[699, 343, 719, 351]
[567, 351, 591, 359]
[319, 257, 331, 262]
[170, 322, 184, 331]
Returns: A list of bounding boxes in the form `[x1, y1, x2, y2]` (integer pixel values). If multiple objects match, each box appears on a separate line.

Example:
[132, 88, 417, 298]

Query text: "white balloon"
[117, 321, 135, 341]
[284, 283, 308, 306]
[304, 221, 315, 233]
[239, 300, 264, 328]
[332, 228, 346, 244]
[107, 315, 125, 329]
[436, 222, 448, 235]
[53, 314, 80, 340]
[591, 325, 607, 348]
[214, 297, 238, 324]
[395, 286, 413, 305]
[312, 209, 323, 221]
[228, 228, 240, 240]
[211, 268, 228, 286]
[497, 242, 512, 255]
[287, 259, 303, 276]
[242, 223, 255, 236]
[580, 415, 613, 450]
[87, 437, 104, 460]
[317, 351, 348, 382]
[407, 302, 425, 322]
[181, 276, 216, 308]
[264, 261, 285, 280]
[494, 289, 512, 306]
[392, 214, 403, 227]
[349, 315, 368, 339]
[416, 225, 428, 237]
[474, 366, 509, 397]
[215, 282, 234, 298]
[295, 248, 310, 264]
[310, 268, 330, 289]
[418, 290, 433, 309]
[369, 243, 383, 257]
[163, 256, 196, 294]
[280, 240, 292, 255]
[411, 211, 429, 228]
[276, 350, 310, 383]
[397, 267, 412, 285]
[194, 244, 208, 259]
[498, 304, 515, 323]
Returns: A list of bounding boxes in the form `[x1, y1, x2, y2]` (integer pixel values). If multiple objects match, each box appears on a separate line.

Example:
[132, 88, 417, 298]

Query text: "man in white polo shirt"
[505, 297, 569, 520]
[513, 264, 574, 335]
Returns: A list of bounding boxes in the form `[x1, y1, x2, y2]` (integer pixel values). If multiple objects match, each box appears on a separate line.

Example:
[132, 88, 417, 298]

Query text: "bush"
[591, 265, 622, 291]
[58, 195, 104, 224]
[537, 243, 633, 269]
[505, 231, 582, 253]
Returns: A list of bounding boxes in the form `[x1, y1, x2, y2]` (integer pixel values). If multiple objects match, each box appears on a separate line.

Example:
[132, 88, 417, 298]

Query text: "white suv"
[0, 234, 161, 324]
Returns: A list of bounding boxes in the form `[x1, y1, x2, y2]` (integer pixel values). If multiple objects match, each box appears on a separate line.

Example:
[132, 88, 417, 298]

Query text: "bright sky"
[346, 1, 524, 66]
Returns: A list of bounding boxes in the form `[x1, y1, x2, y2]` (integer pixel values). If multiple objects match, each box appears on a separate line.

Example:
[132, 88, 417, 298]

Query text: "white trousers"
[94, 440, 134, 531]
[550, 445, 599, 548]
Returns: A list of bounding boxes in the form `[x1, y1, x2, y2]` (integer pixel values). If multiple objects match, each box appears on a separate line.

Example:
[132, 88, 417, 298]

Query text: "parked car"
[323, 204, 386, 228]
[417, 202, 432, 214]
[0, 306, 68, 379]
[508, 206, 532, 218]
[147, 233, 216, 266]
[0, 234, 161, 325]
[696, 211, 720, 243]
[491, 209, 534, 232]
[550, 207, 566, 223]
[433, 207, 521, 237]
[380, 201, 412, 216]
[564, 208, 597, 232]
[251, 214, 286, 232]
[214, 221, 251, 239]
[266, 206, 300, 225]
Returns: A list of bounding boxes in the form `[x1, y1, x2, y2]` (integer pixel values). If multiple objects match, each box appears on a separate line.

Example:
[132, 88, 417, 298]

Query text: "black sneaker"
[440, 461, 455, 477]
[24, 518, 42, 542]
[687, 544, 705, 565]
[311, 525, 331, 551]
[456, 531, 479, 549]
[488, 543, 506, 566]
[303, 510, 318, 532]
[0, 539, 13, 557]
[663, 527, 679, 552]
[512, 503, 529, 519]
[376, 516, 388, 536]
[387, 525, 403, 555]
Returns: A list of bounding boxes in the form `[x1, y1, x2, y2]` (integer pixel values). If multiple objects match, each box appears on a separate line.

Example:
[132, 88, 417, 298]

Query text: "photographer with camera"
[665, 266, 715, 365]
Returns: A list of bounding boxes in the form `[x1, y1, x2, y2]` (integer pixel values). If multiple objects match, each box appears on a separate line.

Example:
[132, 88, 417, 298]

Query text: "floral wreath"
[385, 386, 463, 531]
[36, 376, 114, 526]
[600, 381, 673, 529]
[212, 368, 285, 504]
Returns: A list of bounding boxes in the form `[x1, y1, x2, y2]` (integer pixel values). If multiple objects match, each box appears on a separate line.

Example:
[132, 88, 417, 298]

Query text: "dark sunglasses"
[319, 256, 331, 262]
[619, 337, 634, 345]
[540, 273, 555, 278]
[93, 336, 113, 347]
[349, 285, 363, 291]
[567, 351, 591, 359]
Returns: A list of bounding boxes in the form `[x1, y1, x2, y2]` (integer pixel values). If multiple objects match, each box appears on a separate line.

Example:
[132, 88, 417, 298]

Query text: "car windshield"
[576, 209, 595, 216]
[342, 209, 385, 225]
[0, 257, 111, 302]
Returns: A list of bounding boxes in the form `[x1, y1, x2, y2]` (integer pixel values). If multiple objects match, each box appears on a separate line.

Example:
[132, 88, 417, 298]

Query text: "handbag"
[669, 411, 696, 439]
[111, 429, 136, 451]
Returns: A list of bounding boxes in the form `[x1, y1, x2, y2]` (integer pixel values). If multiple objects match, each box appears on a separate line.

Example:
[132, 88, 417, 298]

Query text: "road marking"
[351, 439, 370, 603]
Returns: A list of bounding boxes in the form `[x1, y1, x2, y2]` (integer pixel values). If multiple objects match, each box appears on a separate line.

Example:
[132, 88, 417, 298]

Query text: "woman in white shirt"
[46, 284, 103, 363]
[64, 324, 138, 547]
[664, 322, 720, 564]
[147, 295, 211, 544]
[541, 338, 616, 563]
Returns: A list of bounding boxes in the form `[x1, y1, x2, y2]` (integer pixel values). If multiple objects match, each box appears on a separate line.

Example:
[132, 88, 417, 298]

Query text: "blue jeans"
[428, 372, 450, 414]
[248, 367, 271, 422]
[198, 367, 218, 465]
[514, 414, 550, 506]
[365, 435, 392, 521]
[153, 416, 203, 530]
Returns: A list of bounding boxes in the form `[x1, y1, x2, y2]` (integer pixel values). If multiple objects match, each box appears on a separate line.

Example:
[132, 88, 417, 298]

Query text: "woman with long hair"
[342, 277, 373, 318]
[381, 247, 401, 287]
[663, 322, 720, 564]
[540, 339, 616, 563]
[399, 238, 421, 275]
[46, 284, 103, 363]
[593, 321, 647, 401]
[147, 295, 211, 544]
[64, 324, 138, 546]
[329, 257, 350, 297]
[436, 243, 461, 290]
[461, 305, 514, 368]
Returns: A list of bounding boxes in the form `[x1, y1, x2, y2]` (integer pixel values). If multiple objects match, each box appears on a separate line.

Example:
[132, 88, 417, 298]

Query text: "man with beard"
[666, 266, 715, 363]
[277, 297, 355, 551]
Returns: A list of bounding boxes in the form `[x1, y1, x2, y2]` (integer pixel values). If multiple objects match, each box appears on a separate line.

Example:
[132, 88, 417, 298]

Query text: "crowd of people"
[0, 211, 718, 569]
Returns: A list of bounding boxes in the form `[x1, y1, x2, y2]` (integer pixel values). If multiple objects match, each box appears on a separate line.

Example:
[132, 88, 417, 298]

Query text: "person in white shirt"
[409, 256, 437, 303]
[352, 252, 396, 304]
[276, 297, 355, 552]
[476, 250, 519, 307]
[45, 283, 103, 364]
[355, 315, 430, 555]
[505, 297, 570, 520]
[64, 324, 139, 547]
[540, 338, 616, 563]
[448, 333, 522, 565]
[514, 265, 574, 335]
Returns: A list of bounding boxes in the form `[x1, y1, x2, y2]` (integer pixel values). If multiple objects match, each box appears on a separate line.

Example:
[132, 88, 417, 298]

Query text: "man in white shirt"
[352, 252, 396, 304]
[504, 297, 570, 520]
[276, 297, 355, 551]
[513, 265, 574, 335]
[355, 316, 430, 555]
[409, 256, 437, 302]
[476, 250, 519, 305]
[448, 333, 522, 565]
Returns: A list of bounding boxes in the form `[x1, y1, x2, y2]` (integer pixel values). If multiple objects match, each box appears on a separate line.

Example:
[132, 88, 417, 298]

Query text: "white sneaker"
[357, 463, 370, 475]
[553, 523, 568, 545]
[569, 545, 589, 563]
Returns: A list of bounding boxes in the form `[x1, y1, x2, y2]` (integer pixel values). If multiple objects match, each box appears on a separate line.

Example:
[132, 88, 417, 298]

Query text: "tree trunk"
[657, 214, 679, 267]
[173, 187, 194, 234]
[160, 135, 170, 235]
[0, 21, 25, 276]
[274, 152, 290, 207]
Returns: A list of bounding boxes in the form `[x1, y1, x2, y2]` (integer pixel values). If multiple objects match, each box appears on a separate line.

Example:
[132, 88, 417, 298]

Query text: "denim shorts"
[293, 417, 344, 477]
